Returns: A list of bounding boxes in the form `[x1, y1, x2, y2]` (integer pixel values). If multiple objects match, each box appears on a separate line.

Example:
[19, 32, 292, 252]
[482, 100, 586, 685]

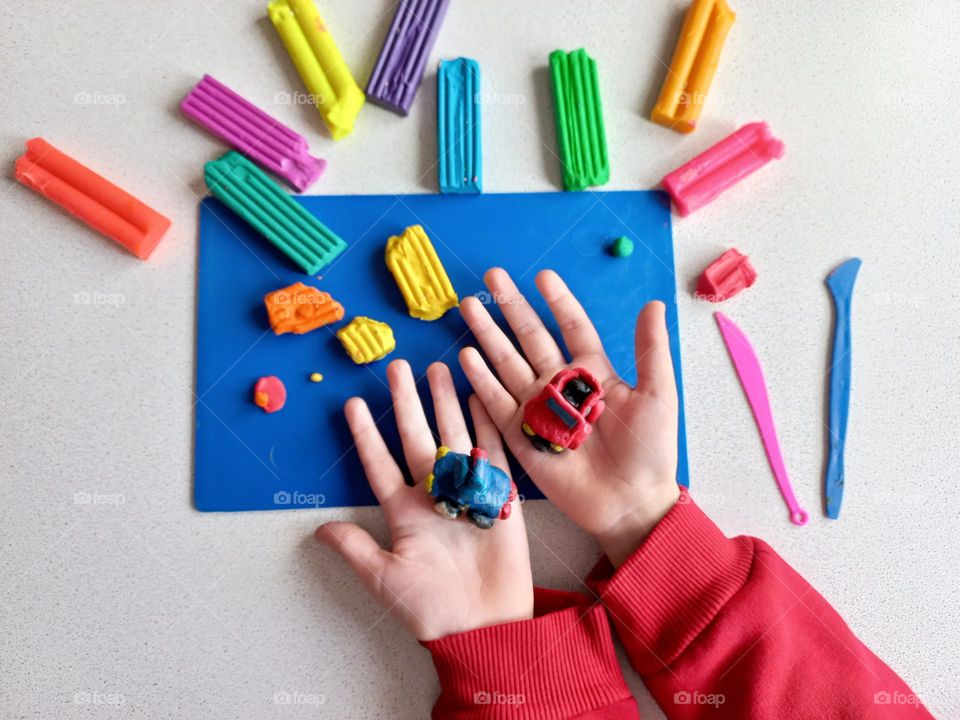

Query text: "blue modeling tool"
[438, 58, 481, 194]
[825, 258, 862, 519]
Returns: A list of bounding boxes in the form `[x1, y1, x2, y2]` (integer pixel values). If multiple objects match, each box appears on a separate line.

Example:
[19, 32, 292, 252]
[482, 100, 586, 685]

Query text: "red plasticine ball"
[253, 376, 286, 413]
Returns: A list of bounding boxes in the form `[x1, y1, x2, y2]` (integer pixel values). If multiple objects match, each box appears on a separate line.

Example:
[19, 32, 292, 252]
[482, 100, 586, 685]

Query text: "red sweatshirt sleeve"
[422, 587, 639, 719]
[587, 490, 934, 719]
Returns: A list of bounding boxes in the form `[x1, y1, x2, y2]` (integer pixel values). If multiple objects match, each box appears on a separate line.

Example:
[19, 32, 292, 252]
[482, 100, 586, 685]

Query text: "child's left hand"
[316, 359, 533, 641]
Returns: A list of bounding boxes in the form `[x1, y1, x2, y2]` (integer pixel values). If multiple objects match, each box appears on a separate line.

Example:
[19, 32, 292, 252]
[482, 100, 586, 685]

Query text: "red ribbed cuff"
[587, 489, 754, 675]
[422, 587, 637, 720]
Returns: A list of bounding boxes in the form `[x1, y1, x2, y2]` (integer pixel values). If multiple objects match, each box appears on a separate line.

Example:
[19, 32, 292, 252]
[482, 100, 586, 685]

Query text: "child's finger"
[460, 295, 535, 398]
[634, 301, 678, 404]
[468, 395, 527, 526]
[344, 397, 406, 505]
[426, 362, 472, 451]
[468, 394, 509, 476]
[485, 267, 566, 374]
[386, 359, 438, 484]
[536, 269, 612, 368]
[315, 521, 390, 600]
[459, 347, 519, 431]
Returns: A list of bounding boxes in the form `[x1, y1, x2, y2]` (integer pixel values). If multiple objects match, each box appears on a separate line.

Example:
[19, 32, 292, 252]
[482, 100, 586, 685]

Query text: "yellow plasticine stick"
[267, 0, 365, 140]
[651, 0, 735, 134]
[336, 317, 396, 364]
[385, 225, 459, 321]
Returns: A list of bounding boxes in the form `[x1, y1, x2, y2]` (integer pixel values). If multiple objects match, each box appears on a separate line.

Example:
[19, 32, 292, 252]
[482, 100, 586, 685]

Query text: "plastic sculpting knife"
[715, 313, 809, 526]
[824, 258, 862, 519]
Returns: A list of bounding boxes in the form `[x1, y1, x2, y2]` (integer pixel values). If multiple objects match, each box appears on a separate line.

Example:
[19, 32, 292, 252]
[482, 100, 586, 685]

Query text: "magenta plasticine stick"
[181, 75, 326, 193]
[662, 122, 785, 216]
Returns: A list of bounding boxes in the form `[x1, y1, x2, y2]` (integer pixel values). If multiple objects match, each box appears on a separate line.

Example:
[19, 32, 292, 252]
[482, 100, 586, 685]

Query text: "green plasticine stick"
[549, 49, 610, 191]
[204, 152, 346, 274]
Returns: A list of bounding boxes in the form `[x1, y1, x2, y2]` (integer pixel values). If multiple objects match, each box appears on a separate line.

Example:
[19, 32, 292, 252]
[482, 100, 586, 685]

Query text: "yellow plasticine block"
[336, 317, 396, 364]
[651, 0, 735, 134]
[385, 225, 459, 321]
[267, 0, 365, 140]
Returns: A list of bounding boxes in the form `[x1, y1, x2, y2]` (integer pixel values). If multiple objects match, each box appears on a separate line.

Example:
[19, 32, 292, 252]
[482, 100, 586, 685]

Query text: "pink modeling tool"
[662, 122, 785, 216]
[715, 312, 809, 526]
[181, 75, 326, 192]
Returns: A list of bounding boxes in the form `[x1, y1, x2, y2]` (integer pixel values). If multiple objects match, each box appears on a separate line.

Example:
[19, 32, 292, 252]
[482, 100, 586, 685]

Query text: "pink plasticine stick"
[715, 312, 809, 526]
[662, 122, 785, 216]
[181, 74, 326, 193]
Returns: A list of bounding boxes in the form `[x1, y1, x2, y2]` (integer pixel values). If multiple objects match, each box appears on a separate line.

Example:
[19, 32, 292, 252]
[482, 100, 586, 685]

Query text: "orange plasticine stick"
[14, 138, 171, 260]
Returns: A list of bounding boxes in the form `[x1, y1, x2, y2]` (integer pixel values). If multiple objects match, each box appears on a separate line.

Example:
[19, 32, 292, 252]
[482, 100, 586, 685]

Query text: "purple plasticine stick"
[366, 0, 451, 115]
[181, 74, 326, 193]
[715, 312, 809, 526]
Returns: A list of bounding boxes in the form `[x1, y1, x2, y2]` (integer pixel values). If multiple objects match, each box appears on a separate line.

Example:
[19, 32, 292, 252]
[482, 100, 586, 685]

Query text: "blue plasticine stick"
[438, 58, 481, 194]
[825, 258, 862, 519]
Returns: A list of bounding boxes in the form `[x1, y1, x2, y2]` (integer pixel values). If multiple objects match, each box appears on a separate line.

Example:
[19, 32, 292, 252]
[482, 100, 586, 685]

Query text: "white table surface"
[2, 1, 958, 717]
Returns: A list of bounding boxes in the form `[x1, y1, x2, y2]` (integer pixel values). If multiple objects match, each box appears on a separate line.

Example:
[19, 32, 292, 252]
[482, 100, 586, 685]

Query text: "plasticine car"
[521, 367, 606, 453]
[425, 447, 516, 529]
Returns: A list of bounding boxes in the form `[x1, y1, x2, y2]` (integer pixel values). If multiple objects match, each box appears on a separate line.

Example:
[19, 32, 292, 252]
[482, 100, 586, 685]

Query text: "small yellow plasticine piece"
[336, 317, 396, 364]
[385, 225, 458, 321]
[651, 0, 736, 134]
[309, 372, 324, 382]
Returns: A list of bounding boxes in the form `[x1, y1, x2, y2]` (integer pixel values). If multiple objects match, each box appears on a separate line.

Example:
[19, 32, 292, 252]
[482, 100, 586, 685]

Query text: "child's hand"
[316, 359, 533, 641]
[460, 268, 681, 567]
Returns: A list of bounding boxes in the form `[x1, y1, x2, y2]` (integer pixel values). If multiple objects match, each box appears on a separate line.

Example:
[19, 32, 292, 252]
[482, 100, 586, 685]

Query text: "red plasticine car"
[521, 367, 606, 453]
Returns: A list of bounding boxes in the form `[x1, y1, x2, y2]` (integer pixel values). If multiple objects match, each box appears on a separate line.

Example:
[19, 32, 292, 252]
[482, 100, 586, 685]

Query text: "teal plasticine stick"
[204, 151, 346, 274]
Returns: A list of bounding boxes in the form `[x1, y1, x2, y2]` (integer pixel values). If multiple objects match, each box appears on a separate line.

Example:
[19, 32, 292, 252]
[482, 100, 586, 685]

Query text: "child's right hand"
[459, 268, 681, 567]
[316, 359, 532, 641]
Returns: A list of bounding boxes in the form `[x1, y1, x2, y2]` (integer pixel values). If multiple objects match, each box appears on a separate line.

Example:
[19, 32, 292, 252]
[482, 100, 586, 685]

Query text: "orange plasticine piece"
[13, 138, 171, 260]
[264, 282, 344, 335]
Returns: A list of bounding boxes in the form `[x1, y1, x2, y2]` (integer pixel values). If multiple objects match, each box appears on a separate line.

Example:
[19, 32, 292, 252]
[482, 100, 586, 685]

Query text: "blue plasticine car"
[424, 447, 515, 529]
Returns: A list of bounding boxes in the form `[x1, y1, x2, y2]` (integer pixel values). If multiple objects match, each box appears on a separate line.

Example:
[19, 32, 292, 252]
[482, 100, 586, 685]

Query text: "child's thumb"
[315, 522, 389, 594]
[634, 301, 678, 404]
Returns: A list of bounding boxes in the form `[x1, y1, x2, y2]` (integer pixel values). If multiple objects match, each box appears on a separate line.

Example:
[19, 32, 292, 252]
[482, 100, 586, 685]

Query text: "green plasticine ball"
[610, 236, 634, 257]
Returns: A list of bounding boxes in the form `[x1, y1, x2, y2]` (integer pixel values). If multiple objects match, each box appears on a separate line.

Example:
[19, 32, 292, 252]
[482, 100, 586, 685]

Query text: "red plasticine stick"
[14, 138, 171, 260]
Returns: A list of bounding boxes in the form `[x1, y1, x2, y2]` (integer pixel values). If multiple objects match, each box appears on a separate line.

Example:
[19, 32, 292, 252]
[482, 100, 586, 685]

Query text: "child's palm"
[379, 512, 526, 639]
[460, 269, 680, 565]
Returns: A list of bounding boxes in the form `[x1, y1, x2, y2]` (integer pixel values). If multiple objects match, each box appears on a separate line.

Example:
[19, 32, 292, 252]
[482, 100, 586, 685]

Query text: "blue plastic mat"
[195, 191, 688, 511]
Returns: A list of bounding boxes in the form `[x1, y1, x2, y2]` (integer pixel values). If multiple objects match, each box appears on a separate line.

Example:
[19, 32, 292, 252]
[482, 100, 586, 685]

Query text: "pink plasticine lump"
[253, 376, 286, 413]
